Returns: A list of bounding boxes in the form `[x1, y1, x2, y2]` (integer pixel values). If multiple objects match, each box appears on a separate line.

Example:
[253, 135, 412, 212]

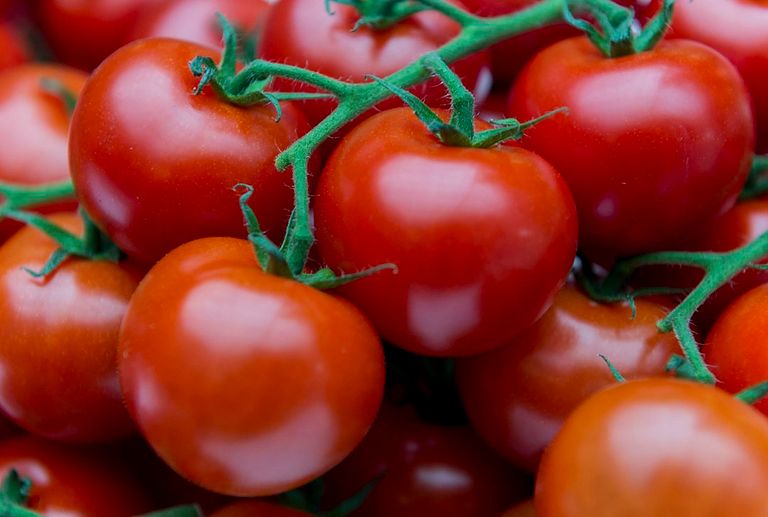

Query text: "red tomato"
[536, 379, 768, 516]
[0, 213, 138, 443]
[314, 107, 577, 357]
[0, 22, 28, 71]
[70, 38, 310, 265]
[508, 38, 754, 260]
[502, 500, 535, 517]
[455, 285, 678, 471]
[258, 0, 489, 126]
[119, 237, 385, 496]
[133, 0, 269, 49]
[322, 404, 531, 517]
[671, 0, 768, 153]
[706, 284, 768, 416]
[0, 436, 153, 516]
[211, 501, 311, 517]
[0, 64, 83, 241]
[35, 0, 157, 70]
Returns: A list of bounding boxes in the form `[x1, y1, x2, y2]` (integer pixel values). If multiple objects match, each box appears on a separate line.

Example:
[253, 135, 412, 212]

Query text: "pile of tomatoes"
[0, 0, 767, 515]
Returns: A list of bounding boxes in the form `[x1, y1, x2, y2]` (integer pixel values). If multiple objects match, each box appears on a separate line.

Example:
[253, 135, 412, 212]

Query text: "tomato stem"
[39, 78, 77, 117]
[739, 154, 768, 200]
[0, 180, 75, 212]
[735, 381, 768, 406]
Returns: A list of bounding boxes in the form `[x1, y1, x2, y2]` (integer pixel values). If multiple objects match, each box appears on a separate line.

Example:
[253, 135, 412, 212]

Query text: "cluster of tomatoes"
[0, 0, 767, 515]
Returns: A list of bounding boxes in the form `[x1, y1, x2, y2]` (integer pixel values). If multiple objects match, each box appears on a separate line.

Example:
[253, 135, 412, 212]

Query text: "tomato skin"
[133, 0, 270, 49]
[502, 500, 535, 517]
[119, 237, 386, 496]
[0, 23, 28, 71]
[211, 501, 311, 517]
[0, 64, 84, 241]
[535, 379, 768, 516]
[0, 213, 138, 443]
[0, 436, 153, 516]
[70, 38, 309, 265]
[508, 38, 754, 259]
[671, 0, 768, 153]
[322, 404, 531, 517]
[455, 285, 678, 471]
[706, 284, 768, 416]
[314, 108, 577, 357]
[259, 0, 488, 126]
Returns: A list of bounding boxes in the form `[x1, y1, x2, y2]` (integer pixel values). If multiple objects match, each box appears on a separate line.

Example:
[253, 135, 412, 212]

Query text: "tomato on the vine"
[119, 237, 385, 496]
[456, 285, 678, 471]
[314, 107, 577, 357]
[535, 379, 768, 516]
[508, 37, 754, 260]
[70, 38, 310, 264]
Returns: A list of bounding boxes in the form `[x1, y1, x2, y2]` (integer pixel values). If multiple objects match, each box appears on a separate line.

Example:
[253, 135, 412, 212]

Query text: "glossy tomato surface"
[259, 0, 488, 125]
[0, 64, 84, 241]
[314, 108, 577, 356]
[323, 404, 531, 517]
[0, 436, 153, 516]
[0, 213, 138, 443]
[508, 38, 754, 259]
[70, 38, 309, 264]
[211, 501, 311, 517]
[456, 285, 678, 471]
[671, 0, 768, 153]
[536, 379, 768, 516]
[119, 237, 385, 496]
[133, 0, 269, 49]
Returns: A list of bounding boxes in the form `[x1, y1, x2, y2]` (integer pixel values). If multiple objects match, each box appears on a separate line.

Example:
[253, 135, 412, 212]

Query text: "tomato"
[508, 38, 754, 260]
[502, 500, 535, 517]
[70, 38, 310, 265]
[455, 285, 678, 471]
[0, 213, 138, 443]
[314, 107, 577, 357]
[706, 283, 768, 416]
[322, 404, 531, 517]
[0, 436, 153, 516]
[133, 0, 269, 49]
[258, 0, 489, 126]
[671, 0, 768, 153]
[119, 237, 385, 496]
[211, 501, 311, 517]
[0, 64, 84, 241]
[0, 22, 28, 71]
[35, 0, 157, 70]
[536, 379, 768, 516]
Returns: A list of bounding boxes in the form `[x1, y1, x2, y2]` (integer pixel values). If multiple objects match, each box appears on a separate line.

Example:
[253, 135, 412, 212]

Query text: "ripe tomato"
[258, 0, 489, 126]
[0, 22, 28, 71]
[508, 38, 754, 259]
[35, 0, 157, 70]
[536, 379, 768, 516]
[706, 284, 768, 416]
[322, 404, 531, 517]
[211, 501, 311, 517]
[314, 107, 577, 357]
[133, 0, 269, 50]
[0, 213, 138, 443]
[0, 64, 84, 241]
[119, 237, 385, 496]
[502, 500, 535, 517]
[455, 285, 678, 471]
[671, 0, 768, 153]
[0, 436, 153, 516]
[70, 38, 309, 264]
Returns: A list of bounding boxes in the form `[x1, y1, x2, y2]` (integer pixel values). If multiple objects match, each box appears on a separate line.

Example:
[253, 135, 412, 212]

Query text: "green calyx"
[235, 184, 395, 289]
[740, 154, 768, 200]
[326, 0, 426, 30]
[735, 381, 768, 406]
[279, 476, 379, 517]
[565, 0, 675, 58]
[372, 53, 566, 148]
[39, 78, 77, 117]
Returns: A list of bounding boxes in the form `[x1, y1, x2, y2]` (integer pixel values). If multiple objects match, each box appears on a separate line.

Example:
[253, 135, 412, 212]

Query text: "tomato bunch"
[0, 0, 767, 515]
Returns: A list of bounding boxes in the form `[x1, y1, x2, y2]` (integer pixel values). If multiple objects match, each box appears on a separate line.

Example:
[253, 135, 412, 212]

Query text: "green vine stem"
[739, 154, 768, 200]
[0, 181, 75, 214]
[582, 232, 768, 385]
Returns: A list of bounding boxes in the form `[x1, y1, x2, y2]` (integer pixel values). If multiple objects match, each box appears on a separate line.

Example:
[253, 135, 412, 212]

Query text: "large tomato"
[0, 436, 153, 516]
[322, 404, 531, 517]
[0, 213, 138, 443]
[671, 0, 768, 153]
[314, 107, 577, 357]
[535, 379, 768, 515]
[119, 237, 385, 496]
[0, 22, 28, 71]
[455, 285, 678, 471]
[0, 64, 84, 241]
[508, 38, 754, 260]
[69, 38, 309, 264]
[258, 0, 489, 126]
